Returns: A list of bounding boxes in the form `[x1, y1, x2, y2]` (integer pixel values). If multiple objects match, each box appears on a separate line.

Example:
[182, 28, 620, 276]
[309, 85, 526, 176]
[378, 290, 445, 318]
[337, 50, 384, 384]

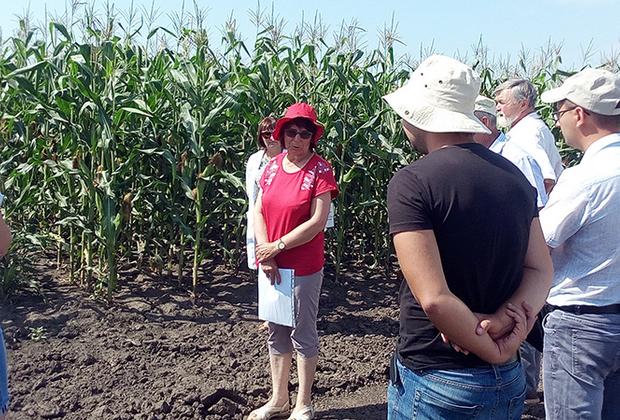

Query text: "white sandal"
[247, 401, 290, 420]
[288, 405, 315, 420]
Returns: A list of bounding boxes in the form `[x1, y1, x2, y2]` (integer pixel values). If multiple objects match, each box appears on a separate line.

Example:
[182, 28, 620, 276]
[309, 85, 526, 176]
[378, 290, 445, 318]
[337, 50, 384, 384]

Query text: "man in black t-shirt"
[383, 55, 553, 420]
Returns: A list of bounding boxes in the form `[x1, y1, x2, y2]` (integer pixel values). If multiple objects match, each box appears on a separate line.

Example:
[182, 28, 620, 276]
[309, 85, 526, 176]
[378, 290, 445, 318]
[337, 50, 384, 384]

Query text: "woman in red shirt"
[248, 103, 338, 420]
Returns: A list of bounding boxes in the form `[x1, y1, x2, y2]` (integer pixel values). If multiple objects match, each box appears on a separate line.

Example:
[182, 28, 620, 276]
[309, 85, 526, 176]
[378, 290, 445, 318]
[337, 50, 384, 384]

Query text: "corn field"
[0, 3, 616, 298]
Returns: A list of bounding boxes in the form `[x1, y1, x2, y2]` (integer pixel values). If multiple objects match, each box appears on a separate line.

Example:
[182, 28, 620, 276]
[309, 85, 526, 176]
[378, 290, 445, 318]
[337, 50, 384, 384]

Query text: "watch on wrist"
[277, 239, 286, 251]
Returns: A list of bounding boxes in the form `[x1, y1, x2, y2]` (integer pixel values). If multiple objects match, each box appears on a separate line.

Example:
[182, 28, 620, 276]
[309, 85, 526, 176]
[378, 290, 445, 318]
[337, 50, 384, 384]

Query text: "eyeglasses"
[260, 131, 273, 138]
[284, 129, 313, 140]
[552, 106, 577, 122]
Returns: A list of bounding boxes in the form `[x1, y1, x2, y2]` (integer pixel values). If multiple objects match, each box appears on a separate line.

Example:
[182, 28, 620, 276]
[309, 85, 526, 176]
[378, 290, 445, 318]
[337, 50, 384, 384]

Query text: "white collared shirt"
[245, 150, 270, 269]
[506, 112, 563, 181]
[540, 133, 620, 306]
[490, 132, 548, 208]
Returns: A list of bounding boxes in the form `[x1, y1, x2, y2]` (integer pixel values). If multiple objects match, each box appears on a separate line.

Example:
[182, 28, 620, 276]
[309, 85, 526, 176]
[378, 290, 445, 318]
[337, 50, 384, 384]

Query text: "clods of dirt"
[0, 260, 544, 419]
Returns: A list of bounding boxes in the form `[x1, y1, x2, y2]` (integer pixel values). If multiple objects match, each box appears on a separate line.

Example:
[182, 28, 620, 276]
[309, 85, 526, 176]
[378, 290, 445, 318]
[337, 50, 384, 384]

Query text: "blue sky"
[1, 0, 619, 69]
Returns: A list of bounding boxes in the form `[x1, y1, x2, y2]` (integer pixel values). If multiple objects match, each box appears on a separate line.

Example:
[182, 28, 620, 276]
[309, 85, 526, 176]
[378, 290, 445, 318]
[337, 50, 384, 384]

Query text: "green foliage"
[0, 230, 42, 300]
[0, 4, 615, 296]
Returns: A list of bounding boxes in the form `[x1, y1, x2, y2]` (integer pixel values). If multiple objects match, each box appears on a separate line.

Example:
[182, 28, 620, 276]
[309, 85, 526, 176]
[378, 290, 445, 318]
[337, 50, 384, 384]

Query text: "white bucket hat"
[474, 95, 497, 116]
[541, 68, 620, 116]
[383, 55, 490, 134]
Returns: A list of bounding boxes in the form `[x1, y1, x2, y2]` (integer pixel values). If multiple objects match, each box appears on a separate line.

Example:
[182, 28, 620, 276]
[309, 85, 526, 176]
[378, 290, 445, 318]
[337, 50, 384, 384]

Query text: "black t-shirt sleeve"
[388, 168, 433, 234]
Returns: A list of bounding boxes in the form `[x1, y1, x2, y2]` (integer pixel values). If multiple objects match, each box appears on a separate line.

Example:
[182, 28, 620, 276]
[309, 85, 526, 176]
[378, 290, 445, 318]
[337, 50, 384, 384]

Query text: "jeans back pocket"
[414, 389, 482, 419]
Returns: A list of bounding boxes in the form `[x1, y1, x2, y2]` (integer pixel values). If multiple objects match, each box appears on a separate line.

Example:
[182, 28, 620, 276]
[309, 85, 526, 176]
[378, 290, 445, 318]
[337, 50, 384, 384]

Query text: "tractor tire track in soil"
[0, 259, 544, 419]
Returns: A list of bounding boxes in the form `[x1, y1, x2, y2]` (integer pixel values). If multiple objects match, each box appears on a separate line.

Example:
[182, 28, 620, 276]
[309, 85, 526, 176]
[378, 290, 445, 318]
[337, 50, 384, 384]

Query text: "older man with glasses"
[539, 68, 620, 420]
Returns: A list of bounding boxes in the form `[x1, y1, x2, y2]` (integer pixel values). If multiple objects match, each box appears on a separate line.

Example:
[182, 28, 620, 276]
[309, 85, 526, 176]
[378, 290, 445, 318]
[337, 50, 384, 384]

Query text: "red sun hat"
[272, 103, 325, 143]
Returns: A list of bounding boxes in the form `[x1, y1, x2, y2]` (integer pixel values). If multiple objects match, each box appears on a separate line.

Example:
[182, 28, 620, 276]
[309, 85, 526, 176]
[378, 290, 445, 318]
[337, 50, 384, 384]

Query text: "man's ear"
[575, 107, 588, 128]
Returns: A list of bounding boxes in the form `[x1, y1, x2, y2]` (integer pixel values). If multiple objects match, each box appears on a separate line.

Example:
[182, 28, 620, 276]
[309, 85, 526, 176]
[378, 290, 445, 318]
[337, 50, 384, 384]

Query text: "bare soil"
[0, 259, 545, 419]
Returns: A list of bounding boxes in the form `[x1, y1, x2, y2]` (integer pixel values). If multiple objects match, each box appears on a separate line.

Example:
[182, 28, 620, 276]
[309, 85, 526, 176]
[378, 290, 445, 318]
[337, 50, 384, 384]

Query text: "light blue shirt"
[541, 133, 620, 307]
[490, 132, 548, 208]
[0, 326, 9, 415]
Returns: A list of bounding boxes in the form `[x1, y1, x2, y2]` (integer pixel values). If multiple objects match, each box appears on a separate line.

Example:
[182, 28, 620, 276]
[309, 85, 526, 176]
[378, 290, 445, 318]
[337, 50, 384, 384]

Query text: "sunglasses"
[260, 131, 273, 138]
[284, 129, 313, 140]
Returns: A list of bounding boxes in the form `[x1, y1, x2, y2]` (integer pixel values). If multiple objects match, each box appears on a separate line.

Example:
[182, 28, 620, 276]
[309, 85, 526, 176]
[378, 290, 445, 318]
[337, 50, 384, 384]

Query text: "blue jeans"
[387, 357, 525, 419]
[543, 309, 620, 420]
[0, 327, 8, 415]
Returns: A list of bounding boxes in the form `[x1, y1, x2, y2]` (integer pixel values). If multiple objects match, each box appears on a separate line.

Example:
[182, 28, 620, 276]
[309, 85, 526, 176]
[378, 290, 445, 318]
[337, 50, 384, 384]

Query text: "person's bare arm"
[394, 230, 528, 364]
[255, 191, 331, 262]
[253, 192, 268, 245]
[544, 179, 555, 194]
[253, 192, 280, 283]
[275, 191, 331, 248]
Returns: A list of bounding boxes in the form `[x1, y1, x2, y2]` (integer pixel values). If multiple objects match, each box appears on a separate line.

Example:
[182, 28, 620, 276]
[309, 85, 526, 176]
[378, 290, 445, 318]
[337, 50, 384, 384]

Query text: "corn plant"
[0, 2, 615, 298]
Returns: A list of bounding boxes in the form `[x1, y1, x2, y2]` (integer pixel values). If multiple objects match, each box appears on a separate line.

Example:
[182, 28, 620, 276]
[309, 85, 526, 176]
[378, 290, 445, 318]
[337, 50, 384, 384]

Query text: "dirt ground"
[0, 258, 545, 419]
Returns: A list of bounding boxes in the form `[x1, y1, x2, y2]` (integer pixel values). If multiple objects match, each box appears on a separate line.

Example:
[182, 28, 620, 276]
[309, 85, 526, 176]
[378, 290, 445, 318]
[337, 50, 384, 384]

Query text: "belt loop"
[492, 363, 501, 382]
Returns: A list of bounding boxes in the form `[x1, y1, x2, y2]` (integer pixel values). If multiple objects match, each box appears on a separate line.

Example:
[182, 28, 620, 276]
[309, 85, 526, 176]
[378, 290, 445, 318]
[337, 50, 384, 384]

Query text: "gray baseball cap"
[541, 68, 620, 116]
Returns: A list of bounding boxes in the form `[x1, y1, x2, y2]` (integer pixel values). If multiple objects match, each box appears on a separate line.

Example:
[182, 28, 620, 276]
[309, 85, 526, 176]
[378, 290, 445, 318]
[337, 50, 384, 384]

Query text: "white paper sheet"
[258, 268, 295, 327]
[325, 202, 335, 229]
